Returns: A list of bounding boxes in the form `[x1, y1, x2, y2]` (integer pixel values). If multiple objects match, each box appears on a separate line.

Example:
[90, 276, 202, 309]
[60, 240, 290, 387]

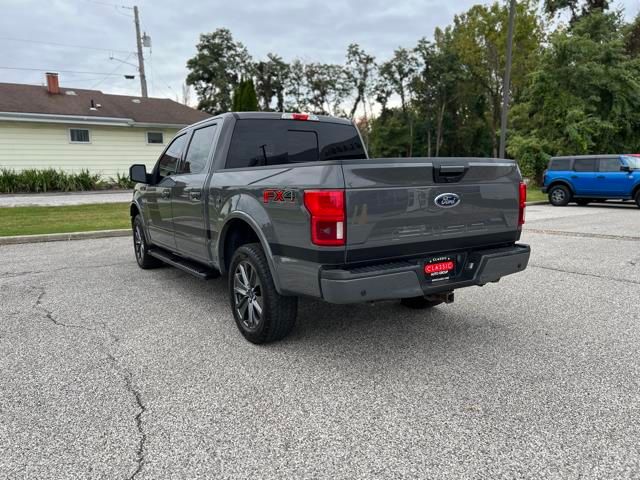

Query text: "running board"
[148, 248, 219, 280]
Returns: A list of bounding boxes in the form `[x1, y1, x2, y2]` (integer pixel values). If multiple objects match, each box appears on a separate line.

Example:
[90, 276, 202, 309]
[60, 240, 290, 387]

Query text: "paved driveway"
[1, 204, 638, 479]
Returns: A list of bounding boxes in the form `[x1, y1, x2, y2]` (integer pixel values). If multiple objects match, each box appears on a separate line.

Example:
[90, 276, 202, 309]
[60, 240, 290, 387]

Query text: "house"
[0, 73, 210, 178]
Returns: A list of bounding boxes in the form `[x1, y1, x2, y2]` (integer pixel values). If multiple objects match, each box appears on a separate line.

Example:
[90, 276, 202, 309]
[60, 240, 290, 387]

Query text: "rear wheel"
[133, 215, 162, 269]
[548, 185, 571, 206]
[635, 190, 640, 208]
[400, 296, 444, 309]
[228, 243, 297, 344]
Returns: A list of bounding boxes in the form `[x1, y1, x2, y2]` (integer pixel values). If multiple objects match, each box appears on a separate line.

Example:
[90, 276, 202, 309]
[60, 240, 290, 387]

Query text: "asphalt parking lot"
[1, 203, 639, 479]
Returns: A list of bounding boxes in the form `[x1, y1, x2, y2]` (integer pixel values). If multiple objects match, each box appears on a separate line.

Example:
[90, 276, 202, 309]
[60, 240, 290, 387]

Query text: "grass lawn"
[0, 203, 131, 237]
[527, 188, 547, 203]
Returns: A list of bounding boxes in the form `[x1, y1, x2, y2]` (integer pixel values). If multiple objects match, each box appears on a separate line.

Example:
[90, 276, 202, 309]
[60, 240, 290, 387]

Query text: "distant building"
[0, 73, 210, 178]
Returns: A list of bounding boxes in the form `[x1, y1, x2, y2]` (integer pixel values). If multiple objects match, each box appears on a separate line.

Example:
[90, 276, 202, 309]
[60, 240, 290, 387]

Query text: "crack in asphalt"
[31, 286, 148, 479]
[530, 264, 640, 285]
[33, 288, 93, 331]
[1, 261, 133, 281]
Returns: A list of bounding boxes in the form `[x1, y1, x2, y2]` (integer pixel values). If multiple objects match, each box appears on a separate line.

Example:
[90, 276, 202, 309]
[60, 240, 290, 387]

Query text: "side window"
[599, 157, 621, 172]
[178, 124, 218, 175]
[157, 134, 186, 180]
[573, 158, 597, 172]
[549, 158, 571, 171]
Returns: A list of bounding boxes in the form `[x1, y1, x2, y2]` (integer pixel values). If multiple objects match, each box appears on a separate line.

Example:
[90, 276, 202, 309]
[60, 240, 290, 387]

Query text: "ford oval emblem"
[434, 193, 461, 208]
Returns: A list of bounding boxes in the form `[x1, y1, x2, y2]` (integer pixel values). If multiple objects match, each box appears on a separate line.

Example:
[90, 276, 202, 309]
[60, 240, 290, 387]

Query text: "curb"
[525, 200, 548, 206]
[0, 229, 130, 246]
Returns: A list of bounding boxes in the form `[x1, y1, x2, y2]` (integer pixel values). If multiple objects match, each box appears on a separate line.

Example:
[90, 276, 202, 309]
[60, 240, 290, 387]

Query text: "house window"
[147, 132, 164, 144]
[69, 128, 90, 143]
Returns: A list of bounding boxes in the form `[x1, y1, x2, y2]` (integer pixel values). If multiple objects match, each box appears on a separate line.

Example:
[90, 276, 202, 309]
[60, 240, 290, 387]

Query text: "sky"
[1, 0, 639, 102]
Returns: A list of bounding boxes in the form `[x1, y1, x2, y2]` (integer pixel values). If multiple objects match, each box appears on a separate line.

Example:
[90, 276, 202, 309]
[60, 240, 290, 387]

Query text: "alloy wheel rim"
[552, 189, 565, 203]
[134, 226, 143, 262]
[233, 260, 263, 331]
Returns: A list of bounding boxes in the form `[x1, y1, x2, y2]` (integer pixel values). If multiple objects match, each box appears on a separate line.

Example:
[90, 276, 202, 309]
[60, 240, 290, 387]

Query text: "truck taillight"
[518, 181, 527, 228]
[303, 190, 345, 246]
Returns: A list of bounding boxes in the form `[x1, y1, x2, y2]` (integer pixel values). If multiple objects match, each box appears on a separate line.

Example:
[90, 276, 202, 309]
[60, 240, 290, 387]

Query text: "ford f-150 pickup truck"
[129, 112, 530, 343]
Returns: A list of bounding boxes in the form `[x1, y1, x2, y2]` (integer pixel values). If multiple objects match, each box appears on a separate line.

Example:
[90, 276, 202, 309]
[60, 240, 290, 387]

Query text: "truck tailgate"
[342, 158, 522, 263]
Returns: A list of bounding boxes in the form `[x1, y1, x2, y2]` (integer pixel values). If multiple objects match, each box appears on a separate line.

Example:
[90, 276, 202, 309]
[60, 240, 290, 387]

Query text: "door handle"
[571, 175, 579, 179]
[161, 188, 171, 199]
[189, 190, 202, 201]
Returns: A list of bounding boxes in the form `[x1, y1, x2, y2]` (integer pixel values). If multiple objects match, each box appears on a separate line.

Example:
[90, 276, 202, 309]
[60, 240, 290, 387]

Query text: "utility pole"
[133, 5, 148, 98]
[499, 0, 516, 159]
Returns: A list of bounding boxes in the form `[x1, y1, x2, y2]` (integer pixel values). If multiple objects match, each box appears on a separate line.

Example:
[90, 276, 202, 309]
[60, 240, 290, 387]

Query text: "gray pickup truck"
[129, 112, 530, 343]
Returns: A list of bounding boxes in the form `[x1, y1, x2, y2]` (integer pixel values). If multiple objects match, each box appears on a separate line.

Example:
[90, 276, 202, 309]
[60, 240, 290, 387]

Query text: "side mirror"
[129, 164, 149, 184]
[621, 165, 631, 173]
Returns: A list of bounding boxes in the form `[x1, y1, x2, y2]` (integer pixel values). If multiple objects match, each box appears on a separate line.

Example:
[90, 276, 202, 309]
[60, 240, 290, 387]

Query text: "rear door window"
[573, 158, 597, 172]
[225, 119, 366, 169]
[549, 158, 572, 171]
[598, 157, 621, 172]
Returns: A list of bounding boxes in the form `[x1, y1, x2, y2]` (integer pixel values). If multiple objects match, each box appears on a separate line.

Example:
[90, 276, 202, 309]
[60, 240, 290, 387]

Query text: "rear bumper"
[319, 244, 531, 304]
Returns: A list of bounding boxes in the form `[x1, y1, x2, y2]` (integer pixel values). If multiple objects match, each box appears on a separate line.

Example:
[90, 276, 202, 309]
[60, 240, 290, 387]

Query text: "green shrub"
[110, 172, 135, 190]
[0, 169, 103, 193]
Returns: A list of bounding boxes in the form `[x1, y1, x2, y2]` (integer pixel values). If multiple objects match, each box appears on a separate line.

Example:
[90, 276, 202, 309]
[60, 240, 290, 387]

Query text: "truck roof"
[179, 111, 353, 135]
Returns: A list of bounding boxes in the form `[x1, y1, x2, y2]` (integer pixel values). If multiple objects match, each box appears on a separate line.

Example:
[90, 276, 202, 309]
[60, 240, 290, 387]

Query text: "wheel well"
[130, 204, 140, 224]
[632, 183, 640, 199]
[548, 181, 574, 194]
[221, 219, 260, 274]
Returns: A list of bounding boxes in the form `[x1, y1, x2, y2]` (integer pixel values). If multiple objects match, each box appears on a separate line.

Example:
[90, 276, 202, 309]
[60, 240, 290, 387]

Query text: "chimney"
[46, 72, 60, 94]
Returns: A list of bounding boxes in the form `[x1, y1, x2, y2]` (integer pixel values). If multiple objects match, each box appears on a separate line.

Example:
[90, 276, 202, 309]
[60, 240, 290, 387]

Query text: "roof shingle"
[0, 82, 211, 126]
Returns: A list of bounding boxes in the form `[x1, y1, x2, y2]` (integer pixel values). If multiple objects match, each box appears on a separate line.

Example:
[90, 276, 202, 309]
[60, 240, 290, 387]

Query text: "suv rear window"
[549, 158, 571, 170]
[573, 158, 597, 172]
[225, 119, 366, 169]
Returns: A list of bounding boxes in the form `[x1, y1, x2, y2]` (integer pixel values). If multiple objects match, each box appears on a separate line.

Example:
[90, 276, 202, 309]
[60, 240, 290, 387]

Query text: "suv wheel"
[133, 215, 162, 269]
[228, 243, 297, 344]
[400, 296, 444, 309]
[635, 190, 640, 208]
[549, 185, 571, 206]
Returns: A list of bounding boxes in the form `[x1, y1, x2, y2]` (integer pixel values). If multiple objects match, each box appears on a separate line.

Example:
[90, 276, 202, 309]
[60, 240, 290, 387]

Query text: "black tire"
[576, 199, 591, 206]
[400, 296, 444, 309]
[635, 190, 640, 208]
[548, 185, 571, 206]
[133, 215, 162, 269]
[228, 243, 297, 344]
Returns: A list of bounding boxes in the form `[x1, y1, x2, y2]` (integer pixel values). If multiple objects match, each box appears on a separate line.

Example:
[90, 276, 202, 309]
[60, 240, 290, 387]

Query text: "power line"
[92, 53, 135, 88]
[0, 36, 133, 55]
[0, 66, 134, 76]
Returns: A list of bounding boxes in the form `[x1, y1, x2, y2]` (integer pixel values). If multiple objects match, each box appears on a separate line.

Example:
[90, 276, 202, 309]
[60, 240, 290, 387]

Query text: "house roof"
[0, 82, 210, 127]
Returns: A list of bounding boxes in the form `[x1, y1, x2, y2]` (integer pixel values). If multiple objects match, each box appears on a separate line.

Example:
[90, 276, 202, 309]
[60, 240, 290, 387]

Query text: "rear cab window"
[225, 119, 366, 169]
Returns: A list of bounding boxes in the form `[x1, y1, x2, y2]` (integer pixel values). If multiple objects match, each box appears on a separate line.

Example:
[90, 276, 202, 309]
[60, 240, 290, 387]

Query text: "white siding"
[0, 121, 180, 178]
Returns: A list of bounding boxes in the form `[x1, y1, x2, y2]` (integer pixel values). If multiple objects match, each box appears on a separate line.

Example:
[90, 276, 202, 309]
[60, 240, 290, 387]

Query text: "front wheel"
[548, 185, 571, 206]
[228, 243, 298, 344]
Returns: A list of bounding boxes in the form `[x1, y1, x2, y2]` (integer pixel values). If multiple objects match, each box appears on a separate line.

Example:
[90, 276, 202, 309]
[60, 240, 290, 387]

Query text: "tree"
[508, 12, 640, 181]
[232, 79, 259, 111]
[544, 0, 610, 23]
[186, 28, 252, 114]
[285, 59, 308, 112]
[254, 54, 289, 111]
[345, 44, 376, 119]
[449, 0, 543, 157]
[304, 63, 349, 116]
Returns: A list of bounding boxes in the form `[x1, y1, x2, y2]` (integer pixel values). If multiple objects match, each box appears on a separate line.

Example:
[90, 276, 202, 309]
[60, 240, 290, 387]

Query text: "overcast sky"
[1, 0, 639, 101]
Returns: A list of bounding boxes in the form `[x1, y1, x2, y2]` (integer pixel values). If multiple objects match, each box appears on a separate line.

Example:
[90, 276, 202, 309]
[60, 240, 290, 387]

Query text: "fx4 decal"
[263, 189, 296, 204]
